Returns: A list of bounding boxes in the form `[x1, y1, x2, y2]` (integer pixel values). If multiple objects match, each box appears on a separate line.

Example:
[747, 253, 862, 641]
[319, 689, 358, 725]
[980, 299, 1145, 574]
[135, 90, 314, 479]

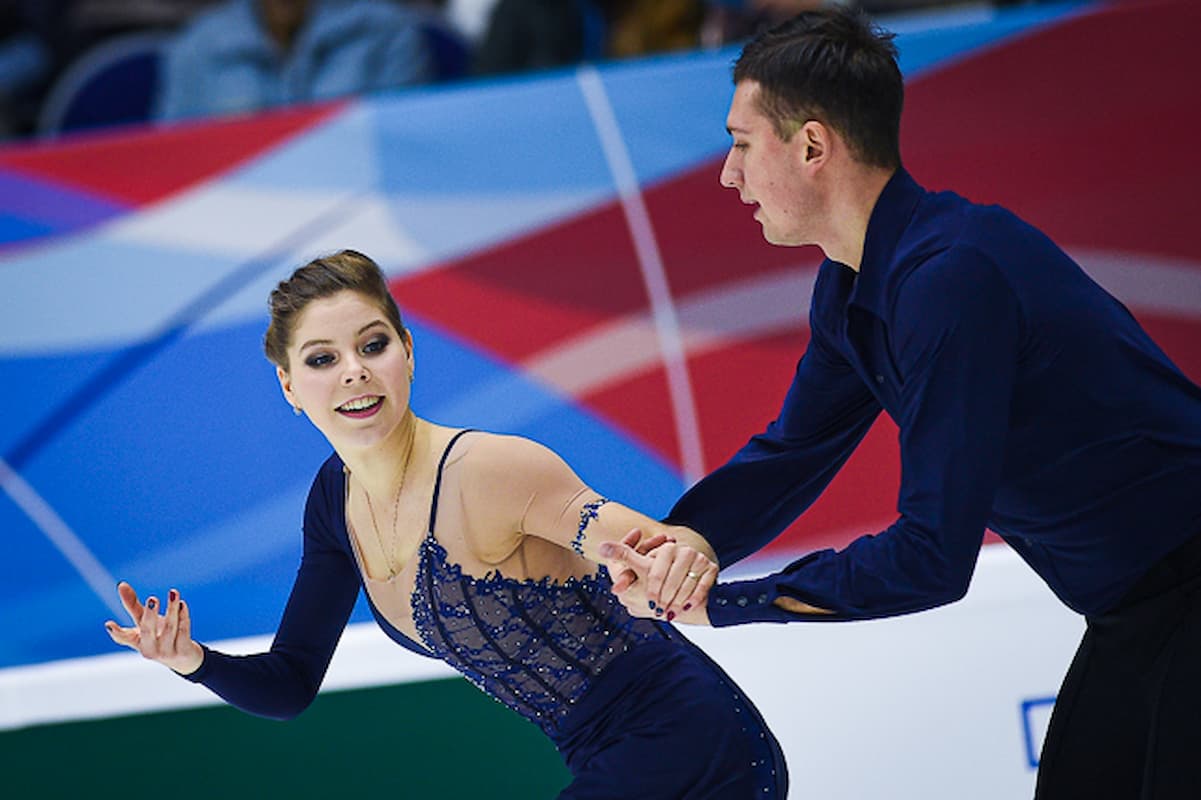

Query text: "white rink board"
[692, 543, 1083, 799]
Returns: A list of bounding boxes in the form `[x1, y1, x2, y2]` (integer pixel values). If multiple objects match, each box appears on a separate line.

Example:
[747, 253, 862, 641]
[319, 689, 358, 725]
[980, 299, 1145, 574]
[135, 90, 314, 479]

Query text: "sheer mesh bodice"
[395, 430, 667, 735]
[411, 532, 667, 735]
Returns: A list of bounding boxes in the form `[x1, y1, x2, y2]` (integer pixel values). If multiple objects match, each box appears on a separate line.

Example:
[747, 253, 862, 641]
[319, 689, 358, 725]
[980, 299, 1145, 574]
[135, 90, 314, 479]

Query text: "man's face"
[720, 81, 817, 247]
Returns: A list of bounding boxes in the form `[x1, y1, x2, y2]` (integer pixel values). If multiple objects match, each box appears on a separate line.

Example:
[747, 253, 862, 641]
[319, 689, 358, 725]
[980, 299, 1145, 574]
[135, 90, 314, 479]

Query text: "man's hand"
[601, 528, 716, 625]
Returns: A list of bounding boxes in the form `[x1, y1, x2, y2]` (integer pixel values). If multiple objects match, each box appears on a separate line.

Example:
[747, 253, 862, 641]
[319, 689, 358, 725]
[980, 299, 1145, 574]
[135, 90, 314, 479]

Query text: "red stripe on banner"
[902, 0, 1201, 264]
[0, 101, 345, 206]
[395, 201, 649, 361]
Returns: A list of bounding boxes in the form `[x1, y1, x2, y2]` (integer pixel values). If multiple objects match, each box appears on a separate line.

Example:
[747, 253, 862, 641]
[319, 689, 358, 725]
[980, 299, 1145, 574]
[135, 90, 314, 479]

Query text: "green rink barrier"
[2, 676, 570, 799]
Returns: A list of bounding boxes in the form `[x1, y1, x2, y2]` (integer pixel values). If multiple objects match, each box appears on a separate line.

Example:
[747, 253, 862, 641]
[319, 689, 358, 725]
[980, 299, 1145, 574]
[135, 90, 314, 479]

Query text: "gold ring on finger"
[686, 570, 701, 580]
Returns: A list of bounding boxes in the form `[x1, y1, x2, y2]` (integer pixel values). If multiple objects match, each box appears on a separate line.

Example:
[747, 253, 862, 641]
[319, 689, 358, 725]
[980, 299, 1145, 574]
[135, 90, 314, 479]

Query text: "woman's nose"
[342, 362, 369, 385]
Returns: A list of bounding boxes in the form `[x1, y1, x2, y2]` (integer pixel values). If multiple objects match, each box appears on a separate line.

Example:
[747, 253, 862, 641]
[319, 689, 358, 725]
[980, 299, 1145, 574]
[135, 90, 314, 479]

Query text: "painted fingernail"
[666, 611, 676, 621]
[147, 598, 157, 610]
[648, 600, 657, 611]
[683, 603, 692, 611]
[168, 589, 178, 603]
[654, 607, 664, 617]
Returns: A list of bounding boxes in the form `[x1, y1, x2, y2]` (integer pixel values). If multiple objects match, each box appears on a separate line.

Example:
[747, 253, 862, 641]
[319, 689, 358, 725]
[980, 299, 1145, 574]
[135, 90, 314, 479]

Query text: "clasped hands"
[600, 529, 716, 626]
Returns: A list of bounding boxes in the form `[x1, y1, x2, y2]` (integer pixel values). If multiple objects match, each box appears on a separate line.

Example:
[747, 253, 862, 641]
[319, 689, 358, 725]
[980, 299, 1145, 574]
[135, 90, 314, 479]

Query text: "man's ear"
[798, 120, 829, 167]
[277, 365, 297, 410]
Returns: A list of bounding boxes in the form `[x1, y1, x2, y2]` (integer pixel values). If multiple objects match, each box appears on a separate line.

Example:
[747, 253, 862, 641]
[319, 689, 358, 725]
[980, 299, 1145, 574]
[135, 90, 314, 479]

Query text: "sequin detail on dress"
[410, 531, 666, 736]
[573, 497, 608, 556]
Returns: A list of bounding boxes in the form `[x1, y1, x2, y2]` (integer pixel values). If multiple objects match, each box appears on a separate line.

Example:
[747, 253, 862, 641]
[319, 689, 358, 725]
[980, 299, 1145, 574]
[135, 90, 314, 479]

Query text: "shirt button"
[736, 596, 748, 607]
[875, 374, 884, 384]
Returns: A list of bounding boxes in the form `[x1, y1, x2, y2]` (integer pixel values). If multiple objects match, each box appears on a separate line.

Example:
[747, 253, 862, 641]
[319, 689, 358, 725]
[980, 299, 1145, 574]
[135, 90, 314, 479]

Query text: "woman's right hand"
[104, 582, 205, 676]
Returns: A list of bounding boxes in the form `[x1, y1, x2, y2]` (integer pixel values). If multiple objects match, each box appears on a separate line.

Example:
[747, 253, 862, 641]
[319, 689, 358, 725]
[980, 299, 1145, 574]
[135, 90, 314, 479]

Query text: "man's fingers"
[633, 533, 670, 556]
[621, 528, 643, 548]
[610, 567, 638, 594]
[598, 541, 652, 571]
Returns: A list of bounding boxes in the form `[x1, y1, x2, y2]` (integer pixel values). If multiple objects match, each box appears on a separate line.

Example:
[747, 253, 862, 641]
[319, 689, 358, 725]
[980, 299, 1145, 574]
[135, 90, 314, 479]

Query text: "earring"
[293, 406, 302, 416]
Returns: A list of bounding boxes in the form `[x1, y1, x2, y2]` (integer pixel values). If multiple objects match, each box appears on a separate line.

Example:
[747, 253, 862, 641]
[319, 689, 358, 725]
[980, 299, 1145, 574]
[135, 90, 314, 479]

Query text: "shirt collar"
[848, 168, 924, 316]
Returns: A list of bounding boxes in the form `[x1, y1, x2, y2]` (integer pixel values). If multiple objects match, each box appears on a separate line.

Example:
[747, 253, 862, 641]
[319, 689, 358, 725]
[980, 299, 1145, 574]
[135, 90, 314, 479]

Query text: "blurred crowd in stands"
[0, 0, 1059, 141]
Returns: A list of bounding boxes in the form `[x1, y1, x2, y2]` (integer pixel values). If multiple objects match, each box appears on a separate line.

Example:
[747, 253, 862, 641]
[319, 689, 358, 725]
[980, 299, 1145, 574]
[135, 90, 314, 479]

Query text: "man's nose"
[719, 152, 740, 189]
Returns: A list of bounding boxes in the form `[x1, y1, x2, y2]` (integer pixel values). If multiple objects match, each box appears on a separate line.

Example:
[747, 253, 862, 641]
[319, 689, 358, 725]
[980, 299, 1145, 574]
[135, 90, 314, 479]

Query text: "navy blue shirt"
[668, 169, 1201, 625]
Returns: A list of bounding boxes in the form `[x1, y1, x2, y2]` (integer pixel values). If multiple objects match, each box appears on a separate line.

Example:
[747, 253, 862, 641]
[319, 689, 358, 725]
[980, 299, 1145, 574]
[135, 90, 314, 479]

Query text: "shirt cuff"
[707, 576, 806, 627]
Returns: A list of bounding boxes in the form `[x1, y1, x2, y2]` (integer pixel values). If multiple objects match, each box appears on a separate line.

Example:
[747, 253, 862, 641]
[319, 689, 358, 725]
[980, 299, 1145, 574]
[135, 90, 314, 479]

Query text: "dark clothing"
[474, 0, 602, 77]
[186, 431, 786, 798]
[1035, 531, 1201, 799]
[664, 169, 1201, 624]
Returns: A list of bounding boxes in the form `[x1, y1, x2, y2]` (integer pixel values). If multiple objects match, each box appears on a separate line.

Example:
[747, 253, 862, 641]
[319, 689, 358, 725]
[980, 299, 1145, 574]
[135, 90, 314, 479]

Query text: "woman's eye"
[305, 353, 334, 368]
[362, 337, 389, 355]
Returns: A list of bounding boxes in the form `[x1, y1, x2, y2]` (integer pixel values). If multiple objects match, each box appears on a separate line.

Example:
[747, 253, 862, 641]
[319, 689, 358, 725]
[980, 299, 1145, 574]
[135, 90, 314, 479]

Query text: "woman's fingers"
[138, 595, 161, 659]
[117, 581, 143, 624]
[104, 620, 139, 649]
[176, 598, 193, 652]
[658, 549, 704, 619]
[163, 589, 181, 652]
[678, 554, 718, 618]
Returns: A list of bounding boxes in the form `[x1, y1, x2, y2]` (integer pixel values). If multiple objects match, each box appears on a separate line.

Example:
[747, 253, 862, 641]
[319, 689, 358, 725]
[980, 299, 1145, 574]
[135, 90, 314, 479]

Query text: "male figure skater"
[603, 8, 1201, 797]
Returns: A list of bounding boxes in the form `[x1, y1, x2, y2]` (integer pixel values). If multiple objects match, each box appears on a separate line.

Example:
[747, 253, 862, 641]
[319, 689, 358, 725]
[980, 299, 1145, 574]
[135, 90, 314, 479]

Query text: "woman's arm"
[457, 434, 719, 623]
[104, 463, 361, 720]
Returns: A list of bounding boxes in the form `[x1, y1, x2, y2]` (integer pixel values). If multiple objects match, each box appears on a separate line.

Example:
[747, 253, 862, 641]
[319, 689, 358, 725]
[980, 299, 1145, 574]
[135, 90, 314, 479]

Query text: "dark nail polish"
[666, 611, 676, 622]
[683, 603, 692, 611]
[147, 598, 157, 610]
[648, 600, 656, 610]
[654, 607, 663, 617]
[168, 589, 178, 603]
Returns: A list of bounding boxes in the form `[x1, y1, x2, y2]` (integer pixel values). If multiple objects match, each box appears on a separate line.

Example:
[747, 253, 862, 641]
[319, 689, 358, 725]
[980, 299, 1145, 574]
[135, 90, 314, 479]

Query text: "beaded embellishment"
[410, 531, 665, 735]
[572, 497, 609, 557]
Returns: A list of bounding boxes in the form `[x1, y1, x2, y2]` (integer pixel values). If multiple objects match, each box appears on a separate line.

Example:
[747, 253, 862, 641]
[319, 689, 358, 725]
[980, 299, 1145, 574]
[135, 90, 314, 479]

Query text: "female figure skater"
[104, 250, 786, 799]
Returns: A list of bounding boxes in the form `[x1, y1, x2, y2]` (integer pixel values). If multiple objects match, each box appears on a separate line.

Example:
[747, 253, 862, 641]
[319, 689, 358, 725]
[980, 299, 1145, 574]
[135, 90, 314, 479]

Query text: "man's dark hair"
[734, 8, 903, 169]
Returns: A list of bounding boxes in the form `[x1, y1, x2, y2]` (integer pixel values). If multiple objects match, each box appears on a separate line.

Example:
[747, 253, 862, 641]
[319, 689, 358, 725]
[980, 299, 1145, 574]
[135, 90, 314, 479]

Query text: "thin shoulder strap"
[427, 429, 476, 534]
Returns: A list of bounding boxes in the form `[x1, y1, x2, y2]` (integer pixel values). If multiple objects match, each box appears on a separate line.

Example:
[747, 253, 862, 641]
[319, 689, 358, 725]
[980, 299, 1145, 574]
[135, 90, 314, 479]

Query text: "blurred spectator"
[0, 0, 216, 137]
[155, 0, 435, 122]
[475, 0, 709, 77]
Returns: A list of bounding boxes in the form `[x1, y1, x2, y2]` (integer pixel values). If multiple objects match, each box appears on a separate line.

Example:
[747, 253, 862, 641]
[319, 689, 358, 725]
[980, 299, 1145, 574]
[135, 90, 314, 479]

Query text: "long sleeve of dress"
[183, 464, 361, 720]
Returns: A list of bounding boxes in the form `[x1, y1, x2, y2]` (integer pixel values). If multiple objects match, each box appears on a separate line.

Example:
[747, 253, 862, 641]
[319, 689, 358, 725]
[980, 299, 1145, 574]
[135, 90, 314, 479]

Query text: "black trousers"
[1035, 533, 1201, 799]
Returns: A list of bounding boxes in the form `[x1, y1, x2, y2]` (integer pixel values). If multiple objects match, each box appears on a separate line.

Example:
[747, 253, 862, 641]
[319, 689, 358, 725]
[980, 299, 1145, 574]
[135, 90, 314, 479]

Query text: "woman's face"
[277, 290, 413, 453]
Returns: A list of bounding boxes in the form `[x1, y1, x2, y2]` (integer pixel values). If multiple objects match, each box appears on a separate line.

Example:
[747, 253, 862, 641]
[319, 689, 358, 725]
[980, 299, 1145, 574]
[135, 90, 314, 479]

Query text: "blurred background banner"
[2, 1, 1199, 797]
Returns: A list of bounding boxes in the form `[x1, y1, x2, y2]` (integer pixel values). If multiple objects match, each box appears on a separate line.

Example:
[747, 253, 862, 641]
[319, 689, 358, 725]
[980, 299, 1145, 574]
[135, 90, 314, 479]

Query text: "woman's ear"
[277, 365, 299, 412]
[403, 328, 415, 378]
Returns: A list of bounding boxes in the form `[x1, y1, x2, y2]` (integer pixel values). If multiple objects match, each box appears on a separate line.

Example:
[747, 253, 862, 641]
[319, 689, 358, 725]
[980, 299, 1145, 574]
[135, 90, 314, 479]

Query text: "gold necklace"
[362, 421, 417, 577]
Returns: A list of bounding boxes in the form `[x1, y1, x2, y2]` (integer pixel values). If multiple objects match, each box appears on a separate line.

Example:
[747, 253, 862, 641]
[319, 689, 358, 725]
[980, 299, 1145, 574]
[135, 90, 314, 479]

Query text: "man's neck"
[822, 166, 896, 272]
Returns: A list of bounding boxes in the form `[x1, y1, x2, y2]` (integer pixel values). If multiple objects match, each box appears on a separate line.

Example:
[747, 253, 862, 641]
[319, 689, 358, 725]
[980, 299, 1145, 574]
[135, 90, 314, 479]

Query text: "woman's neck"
[340, 414, 425, 500]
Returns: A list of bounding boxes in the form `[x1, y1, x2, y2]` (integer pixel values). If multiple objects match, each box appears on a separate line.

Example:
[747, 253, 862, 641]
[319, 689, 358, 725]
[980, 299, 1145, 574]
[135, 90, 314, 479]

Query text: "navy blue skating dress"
[187, 430, 788, 798]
